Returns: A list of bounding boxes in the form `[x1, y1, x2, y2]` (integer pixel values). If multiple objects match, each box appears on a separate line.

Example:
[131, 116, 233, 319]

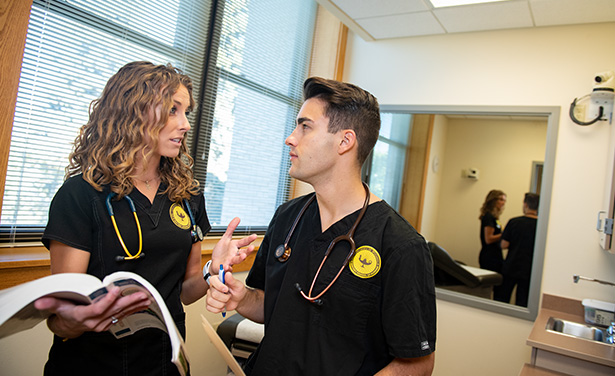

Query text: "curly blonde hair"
[479, 189, 506, 219]
[66, 61, 199, 202]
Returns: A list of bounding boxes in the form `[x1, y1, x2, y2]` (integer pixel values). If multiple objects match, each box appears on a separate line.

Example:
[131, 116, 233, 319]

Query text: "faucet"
[572, 274, 615, 287]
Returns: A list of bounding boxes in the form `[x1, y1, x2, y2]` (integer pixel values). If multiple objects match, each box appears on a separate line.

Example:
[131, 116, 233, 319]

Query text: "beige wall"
[344, 21, 615, 376]
[426, 117, 548, 266]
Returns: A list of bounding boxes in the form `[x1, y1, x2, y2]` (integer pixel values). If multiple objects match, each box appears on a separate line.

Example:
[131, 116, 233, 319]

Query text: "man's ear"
[338, 129, 357, 155]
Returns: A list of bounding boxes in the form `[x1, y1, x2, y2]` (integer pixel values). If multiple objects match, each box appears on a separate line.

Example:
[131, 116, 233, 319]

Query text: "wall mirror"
[367, 105, 560, 321]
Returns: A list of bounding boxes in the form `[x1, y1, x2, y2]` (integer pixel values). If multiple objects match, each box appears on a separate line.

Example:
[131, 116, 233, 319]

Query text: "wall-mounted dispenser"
[570, 71, 614, 126]
[465, 168, 479, 180]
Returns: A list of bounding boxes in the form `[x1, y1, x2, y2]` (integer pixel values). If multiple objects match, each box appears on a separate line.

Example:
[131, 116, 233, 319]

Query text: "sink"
[546, 317, 612, 345]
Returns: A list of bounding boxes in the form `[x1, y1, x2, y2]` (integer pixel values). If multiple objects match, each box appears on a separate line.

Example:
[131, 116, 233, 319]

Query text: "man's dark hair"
[524, 193, 540, 211]
[303, 77, 380, 165]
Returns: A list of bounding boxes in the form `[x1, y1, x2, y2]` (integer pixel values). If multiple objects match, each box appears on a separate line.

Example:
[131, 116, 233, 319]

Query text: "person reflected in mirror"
[33, 61, 257, 375]
[494, 193, 539, 307]
[206, 77, 436, 375]
[478, 189, 507, 274]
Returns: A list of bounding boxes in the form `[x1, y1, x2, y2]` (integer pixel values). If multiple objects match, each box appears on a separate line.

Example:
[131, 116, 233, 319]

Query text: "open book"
[0, 271, 188, 376]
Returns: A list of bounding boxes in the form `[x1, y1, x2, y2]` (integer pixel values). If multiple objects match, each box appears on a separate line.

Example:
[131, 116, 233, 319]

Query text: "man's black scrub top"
[245, 194, 436, 375]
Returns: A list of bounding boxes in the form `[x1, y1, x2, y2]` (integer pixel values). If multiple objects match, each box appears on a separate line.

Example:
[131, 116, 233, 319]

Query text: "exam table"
[217, 313, 264, 366]
[428, 241, 503, 299]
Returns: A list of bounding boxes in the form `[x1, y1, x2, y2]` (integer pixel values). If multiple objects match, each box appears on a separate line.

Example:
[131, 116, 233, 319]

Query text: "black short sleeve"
[42, 175, 99, 252]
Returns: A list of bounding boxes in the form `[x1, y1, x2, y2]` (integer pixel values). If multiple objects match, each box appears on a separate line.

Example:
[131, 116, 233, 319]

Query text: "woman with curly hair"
[478, 189, 507, 274]
[34, 61, 256, 375]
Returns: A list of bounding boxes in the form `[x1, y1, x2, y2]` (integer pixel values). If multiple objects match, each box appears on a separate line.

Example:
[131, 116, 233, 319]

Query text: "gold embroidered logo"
[349, 245, 381, 279]
[170, 203, 191, 230]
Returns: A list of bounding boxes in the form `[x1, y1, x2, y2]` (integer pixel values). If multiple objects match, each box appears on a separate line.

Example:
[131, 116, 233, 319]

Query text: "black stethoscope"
[275, 183, 370, 305]
[105, 192, 203, 262]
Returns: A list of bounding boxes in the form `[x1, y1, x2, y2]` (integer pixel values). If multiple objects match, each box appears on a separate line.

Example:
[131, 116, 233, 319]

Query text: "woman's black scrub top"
[41, 174, 210, 376]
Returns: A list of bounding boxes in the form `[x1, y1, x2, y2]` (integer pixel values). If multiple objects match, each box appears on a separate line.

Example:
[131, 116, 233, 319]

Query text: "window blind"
[194, 0, 316, 231]
[1, 0, 212, 241]
[1, 0, 317, 242]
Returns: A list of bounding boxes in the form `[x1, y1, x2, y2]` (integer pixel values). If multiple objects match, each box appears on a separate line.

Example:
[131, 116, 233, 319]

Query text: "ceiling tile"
[316, 0, 614, 40]
[331, 0, 430, 19]
[434, 1, 534, 33]
[530, 0, 615, 26]
[356, 12, 446, 39]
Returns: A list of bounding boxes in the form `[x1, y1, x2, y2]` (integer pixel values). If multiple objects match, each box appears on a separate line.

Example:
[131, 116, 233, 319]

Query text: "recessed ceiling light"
[430, 0, 510, 8]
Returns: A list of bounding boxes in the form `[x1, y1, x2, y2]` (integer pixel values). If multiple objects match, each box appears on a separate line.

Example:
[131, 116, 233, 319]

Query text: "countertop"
[519, 363, 569, 376]
[527, 294, 615, 368]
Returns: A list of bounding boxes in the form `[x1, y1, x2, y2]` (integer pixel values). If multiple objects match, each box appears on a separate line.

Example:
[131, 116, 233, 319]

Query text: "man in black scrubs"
[206, 77, 436, 375]
[496, 193, 540, 307]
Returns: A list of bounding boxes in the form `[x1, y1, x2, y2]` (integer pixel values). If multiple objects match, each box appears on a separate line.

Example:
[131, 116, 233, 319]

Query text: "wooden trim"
[0, 235, 262, 290]
[0, 0, 32, 218]
[399, 114, 434, 231]
[334, 23, 348, 81]
[415, 115, 435, 230]
[289, 177, 299, 200]
[0, 266, 51, 291]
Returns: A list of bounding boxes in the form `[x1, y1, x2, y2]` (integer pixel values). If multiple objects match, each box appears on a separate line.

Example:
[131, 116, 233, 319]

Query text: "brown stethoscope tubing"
[291, 182, 370, 305]
[275, 194, 316, 262]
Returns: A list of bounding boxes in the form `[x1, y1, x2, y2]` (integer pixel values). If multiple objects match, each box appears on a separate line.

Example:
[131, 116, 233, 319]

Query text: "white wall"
[344, 22, 615, 376]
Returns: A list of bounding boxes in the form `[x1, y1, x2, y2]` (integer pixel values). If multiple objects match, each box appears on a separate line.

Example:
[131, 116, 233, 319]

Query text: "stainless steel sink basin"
[546, 317, 612, 345]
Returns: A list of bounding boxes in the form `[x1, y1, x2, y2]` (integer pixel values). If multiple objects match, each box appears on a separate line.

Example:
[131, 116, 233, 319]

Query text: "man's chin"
[288, 170, 308, 184]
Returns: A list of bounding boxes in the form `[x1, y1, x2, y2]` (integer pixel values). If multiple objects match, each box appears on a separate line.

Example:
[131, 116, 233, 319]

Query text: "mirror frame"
[380, 104, 560, 321]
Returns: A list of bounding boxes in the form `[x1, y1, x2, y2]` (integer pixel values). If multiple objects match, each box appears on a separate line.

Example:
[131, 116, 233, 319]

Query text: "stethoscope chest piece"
[182, 198, 203, 244]
[275, 244, 291, 262]
[192, 225, 204, 243]
[275, 194, 317, 263]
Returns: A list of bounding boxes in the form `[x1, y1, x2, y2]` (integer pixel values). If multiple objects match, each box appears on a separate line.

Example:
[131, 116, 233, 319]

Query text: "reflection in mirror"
[364, 105, 559, 321]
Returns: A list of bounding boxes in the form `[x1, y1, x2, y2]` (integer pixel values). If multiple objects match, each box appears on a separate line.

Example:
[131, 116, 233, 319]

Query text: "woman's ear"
[338, 129, 357, 155]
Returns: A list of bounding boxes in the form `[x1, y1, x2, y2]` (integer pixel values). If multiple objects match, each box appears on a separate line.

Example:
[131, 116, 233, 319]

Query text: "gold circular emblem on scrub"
[349, 245, 381, 279]
[170, 203, 191, 230]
